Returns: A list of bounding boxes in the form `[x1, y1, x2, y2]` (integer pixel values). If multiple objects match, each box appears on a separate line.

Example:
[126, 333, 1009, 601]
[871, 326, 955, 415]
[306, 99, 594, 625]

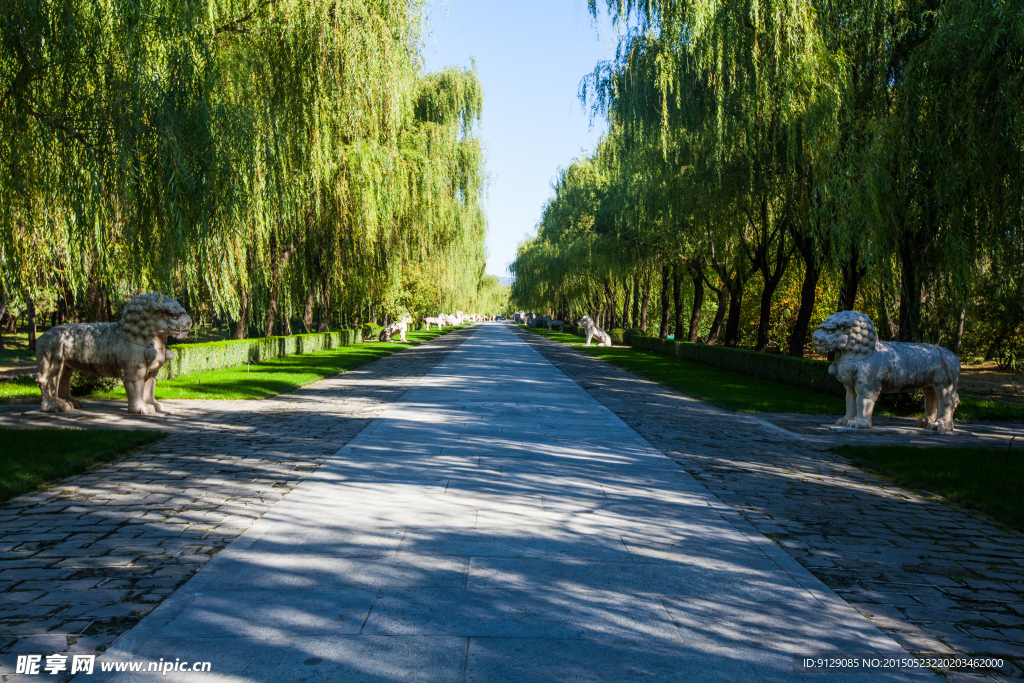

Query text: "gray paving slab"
[78, 324, 932, 681]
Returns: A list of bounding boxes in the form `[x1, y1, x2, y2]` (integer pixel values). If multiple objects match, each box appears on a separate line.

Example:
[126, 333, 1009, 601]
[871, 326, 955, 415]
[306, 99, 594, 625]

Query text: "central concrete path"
[90, 324, 929, 681]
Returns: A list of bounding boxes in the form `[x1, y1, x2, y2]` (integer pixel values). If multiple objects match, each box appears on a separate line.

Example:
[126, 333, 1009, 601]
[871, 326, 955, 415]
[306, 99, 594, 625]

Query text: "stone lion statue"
[578, 316, 612, 347]
[812, 311, 960, 433]
[423, 316, 444, 330]
[35, 293, 192, 415]
[379, 320, 408, 343]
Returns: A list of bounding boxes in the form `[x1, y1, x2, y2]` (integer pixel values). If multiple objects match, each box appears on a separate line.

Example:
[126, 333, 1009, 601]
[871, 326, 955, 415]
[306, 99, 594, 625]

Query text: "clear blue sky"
[423, 1, 619, 280]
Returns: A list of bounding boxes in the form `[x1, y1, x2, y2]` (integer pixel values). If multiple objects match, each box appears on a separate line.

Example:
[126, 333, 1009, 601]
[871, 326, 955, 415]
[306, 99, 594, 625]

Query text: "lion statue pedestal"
[812, 311, 960, 433]
[578, 316, 612, 347]
[35, 293, 192, 415]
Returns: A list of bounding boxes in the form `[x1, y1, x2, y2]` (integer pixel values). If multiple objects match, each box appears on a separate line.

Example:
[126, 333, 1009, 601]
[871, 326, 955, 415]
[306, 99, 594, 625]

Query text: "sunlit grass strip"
[834, 445, 1024, 531]
[0, 429, 165, 503]
[0, 377, 38, 401]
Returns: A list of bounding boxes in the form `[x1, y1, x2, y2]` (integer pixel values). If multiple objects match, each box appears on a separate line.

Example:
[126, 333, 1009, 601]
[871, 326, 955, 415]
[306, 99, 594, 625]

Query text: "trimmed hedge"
[629, 336, 844, 397]
[160, 329, 363, 380]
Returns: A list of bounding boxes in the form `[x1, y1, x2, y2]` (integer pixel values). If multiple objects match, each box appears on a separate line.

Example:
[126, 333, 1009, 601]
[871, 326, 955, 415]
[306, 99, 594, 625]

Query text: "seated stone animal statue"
[379, 320, 408, 343]
[547, 319, 564, 333]
[577, 316, 612, 347]
[812, 311, 961, 433]
[35, 292, 192, 415]
[423, 316, 444, 330]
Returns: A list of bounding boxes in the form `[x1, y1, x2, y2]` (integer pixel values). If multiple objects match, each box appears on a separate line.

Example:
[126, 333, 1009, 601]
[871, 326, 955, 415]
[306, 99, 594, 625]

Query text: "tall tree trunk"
[631, 267, 641, 328]
[0, 286, 6, 351]
[788, 236, 821, 357]
[232, 292, 250, 339]
[952, 307, 966, 355]
[754, 238, 790, 352]
[605, 280, 617, 329]
[837, 248, 866, 312]
[658, 264, 671, 338]
[622, 277, 632, 329]
[723, 277, 744, 347]
[672, 266, 684, 340]
[640, 270, 651, 333]
[302, 294, 314, 333]
[26, 298, 37, 352]
[264, 230, 281, 338]
[706, 285, 728, 345]
[687, 264, 704, 343]
[898, 241, 922, 342]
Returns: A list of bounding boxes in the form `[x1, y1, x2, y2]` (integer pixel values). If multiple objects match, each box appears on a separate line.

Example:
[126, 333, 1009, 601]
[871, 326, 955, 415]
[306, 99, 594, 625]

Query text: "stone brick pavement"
[0, 328, 474, 679]
[513, 327, 1024, 682]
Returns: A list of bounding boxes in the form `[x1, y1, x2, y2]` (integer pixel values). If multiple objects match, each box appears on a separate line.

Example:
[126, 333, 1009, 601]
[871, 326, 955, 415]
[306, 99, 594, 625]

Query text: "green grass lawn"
[0, 429, 165, 503]
[834, 444, 1024, 531]
[0, 376, 38, 401]
[0, 327, 456, 403]
[523, 326, 1024, 422]
[525, 326, 846, 414]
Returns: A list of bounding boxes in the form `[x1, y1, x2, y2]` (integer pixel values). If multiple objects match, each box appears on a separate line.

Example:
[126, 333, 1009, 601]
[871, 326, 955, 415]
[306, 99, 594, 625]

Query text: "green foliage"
[623, 327, 645, 344]
[835, 445, 1024, 531]
[513, 0, 1024, 361]
[0, 429, 164, 503]
[0, 0, 493, 333]
[630, 337, 842, 397]
[610, 328, 626, 345]
[361, 323, 384, 340]
[69, 373, 121, 398]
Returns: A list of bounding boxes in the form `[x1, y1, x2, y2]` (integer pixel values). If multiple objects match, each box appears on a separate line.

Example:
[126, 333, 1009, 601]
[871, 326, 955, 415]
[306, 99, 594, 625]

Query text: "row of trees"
[1, 0, 502, 348]
[512, 0, 1022, 363]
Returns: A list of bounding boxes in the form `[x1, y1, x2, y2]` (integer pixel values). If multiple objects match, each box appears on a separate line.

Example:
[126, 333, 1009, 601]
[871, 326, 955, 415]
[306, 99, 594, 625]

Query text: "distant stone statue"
[35, 293, 192, 415]
[423, 316, 444, 330]
[379, 320, 408, 343]
[812, 311, 961, 433]
[547, 319, 564, 332]
[578, 316, 612, 347]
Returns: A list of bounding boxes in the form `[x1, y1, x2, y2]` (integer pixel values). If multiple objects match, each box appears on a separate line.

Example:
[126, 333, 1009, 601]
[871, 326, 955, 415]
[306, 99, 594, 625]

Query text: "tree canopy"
[513, 0, 1023, 363]
[1, 0, 501, 339]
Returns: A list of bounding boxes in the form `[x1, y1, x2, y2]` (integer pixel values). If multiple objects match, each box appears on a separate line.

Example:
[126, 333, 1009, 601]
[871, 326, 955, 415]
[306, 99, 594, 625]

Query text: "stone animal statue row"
[32, 293, 962, 433]
[813, 311, 960, 433]
[422, 310, 489, 330]
[36, 293, 193, 415]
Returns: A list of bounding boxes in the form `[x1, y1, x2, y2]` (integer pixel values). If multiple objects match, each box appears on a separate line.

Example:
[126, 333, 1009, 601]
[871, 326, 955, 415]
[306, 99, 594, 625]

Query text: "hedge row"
[628, 336, 844, 397]
[159, 329, 363, 380]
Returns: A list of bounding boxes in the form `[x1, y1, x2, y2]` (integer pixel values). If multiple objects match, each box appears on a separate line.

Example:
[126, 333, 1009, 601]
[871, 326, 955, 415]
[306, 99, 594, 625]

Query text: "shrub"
[70, 373, 121, 397]
[160, 330, 362, 380]
[623, 327, 645, 344]
[361, 323, 384, 340]
[610, 328, 626, 345]
[629, 337, 845, 397]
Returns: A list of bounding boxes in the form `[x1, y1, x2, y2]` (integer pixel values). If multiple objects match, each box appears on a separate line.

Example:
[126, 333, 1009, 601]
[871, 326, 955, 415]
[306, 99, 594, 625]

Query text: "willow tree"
[2, 0, 492, 334]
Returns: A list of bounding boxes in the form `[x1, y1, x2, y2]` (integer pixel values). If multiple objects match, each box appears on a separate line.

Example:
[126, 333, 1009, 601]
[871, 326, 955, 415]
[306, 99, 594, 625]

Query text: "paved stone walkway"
[0, 328, 474, 680]
[62, 324, 932, 681]
[513, 327, 1024, 682]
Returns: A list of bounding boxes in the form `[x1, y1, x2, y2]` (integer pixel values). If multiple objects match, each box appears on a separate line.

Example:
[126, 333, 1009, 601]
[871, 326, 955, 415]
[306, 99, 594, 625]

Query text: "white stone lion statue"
[578, 316, 612, 347]
[423, 316, 444, 330]
[379, 320, 408, 343]
[35, 293, 192, 415]
[812, 311, 961, 433]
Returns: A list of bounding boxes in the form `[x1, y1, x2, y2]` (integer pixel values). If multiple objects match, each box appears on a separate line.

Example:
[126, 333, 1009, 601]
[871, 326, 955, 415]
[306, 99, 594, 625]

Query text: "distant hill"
[495, 276, 515, 287]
